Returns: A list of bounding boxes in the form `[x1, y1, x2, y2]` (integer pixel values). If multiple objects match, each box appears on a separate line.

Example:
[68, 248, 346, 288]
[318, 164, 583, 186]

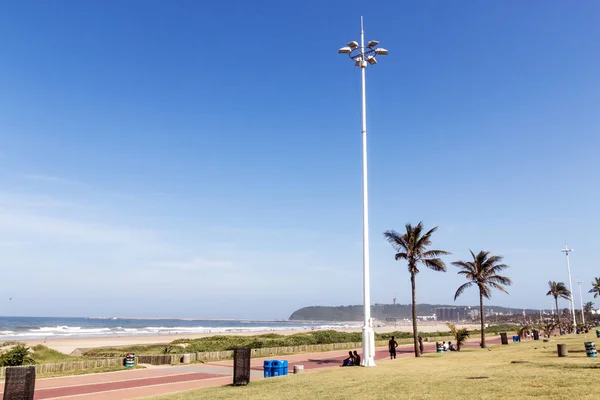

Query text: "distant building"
[434, 307, 474, 321]
[417, 314, 436, 321]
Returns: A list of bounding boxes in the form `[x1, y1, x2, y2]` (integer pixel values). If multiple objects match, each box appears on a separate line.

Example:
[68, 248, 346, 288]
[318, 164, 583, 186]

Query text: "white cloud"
[0, 175, 343, 315]
[22, 173, 139, 201]
[0, 193, 83, 209]
[0, 210, 158, 245]
[23, 174, 85, 186]
[0, 240, 29, 248]
[148, 257, 235, 271]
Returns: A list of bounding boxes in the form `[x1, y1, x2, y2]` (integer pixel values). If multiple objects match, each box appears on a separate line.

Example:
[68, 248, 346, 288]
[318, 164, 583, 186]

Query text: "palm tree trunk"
[411, 272, 419, 357]
[555, 297, 559, 323]
[479, 290, 486, 349]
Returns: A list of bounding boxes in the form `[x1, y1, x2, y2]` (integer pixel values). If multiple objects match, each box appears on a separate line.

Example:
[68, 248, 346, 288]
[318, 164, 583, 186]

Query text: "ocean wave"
[0, 320, 358, 340]
[31, 326, 112, 334]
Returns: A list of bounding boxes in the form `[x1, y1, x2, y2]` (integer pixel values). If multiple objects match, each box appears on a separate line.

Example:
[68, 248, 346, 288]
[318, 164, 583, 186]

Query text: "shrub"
[0, 344, 35, 367]
[258, 333, 284, 339]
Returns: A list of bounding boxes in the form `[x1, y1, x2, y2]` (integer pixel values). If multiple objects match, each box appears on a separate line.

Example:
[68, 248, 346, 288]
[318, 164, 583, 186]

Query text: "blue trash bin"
[512, 335, 519, 343]
[282, 360, 288, 376]
[263, 360, 272, 378]
[271, 360, 281, 377]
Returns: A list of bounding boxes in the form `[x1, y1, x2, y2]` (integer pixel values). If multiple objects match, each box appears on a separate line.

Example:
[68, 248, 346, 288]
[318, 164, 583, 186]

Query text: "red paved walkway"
[0, 336, 502, 400]
[34, 373, 222, 400]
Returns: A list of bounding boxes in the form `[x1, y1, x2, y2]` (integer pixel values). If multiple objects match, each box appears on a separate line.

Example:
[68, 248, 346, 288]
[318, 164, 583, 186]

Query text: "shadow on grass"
[307, 359, 342, 365]
[535, 363, 600, 370]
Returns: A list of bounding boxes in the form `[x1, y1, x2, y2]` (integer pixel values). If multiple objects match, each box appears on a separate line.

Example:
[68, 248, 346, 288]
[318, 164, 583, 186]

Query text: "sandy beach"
[24, 322, 480, 355]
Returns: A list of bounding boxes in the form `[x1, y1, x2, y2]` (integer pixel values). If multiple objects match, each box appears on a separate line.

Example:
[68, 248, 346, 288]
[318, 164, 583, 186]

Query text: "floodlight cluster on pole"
[338, 17, 387, 367]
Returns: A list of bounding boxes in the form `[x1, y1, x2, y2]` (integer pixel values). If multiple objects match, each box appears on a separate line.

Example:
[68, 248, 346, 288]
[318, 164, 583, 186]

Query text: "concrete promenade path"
[1, 336, 501, 400]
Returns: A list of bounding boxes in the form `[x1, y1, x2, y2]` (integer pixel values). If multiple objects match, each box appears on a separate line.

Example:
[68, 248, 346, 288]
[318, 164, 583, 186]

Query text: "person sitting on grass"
[442, 341, 449, 351]
[353, 350, 361, 366]
[342, 351, 354, 367]
[448, 341, 456, 351]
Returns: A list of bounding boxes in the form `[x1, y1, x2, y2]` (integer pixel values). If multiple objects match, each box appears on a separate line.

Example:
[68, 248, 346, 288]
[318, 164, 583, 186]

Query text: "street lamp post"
[338, 17, 388, 367]
[577, 278, 585, 326]
[561, 245, 577, 328]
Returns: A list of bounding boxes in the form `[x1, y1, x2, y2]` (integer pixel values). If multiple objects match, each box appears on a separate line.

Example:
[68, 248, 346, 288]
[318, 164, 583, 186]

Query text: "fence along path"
[1, 338, 442, 374]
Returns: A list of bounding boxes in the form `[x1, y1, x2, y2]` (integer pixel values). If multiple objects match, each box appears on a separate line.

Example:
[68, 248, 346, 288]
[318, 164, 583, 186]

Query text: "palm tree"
[546, 281, 571, 322]
[452, 250, 512, 348]
[445, 322, 470, 351]
[584, 301, 594, 314]
[588, 277, 600, 298]
[541, 321, 557, 338]
[384, 222, 450, 357]
[515, 325, 530, 340]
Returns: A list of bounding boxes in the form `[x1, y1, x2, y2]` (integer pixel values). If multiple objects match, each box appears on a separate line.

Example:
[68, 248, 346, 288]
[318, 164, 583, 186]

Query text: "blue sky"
[0, 1, 599, 319]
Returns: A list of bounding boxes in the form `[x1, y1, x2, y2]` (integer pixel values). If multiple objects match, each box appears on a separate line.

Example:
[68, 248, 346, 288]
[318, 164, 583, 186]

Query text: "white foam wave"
[0, 322, 359, 340]
[31, 326, 112, 334]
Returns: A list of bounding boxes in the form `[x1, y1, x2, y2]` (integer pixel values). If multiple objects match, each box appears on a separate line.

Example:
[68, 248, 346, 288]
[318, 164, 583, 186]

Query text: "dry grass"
[149, 333, 600, 400]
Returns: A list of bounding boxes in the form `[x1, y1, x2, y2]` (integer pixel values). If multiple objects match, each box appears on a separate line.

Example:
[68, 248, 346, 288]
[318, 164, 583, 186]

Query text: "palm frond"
[488, 281, 509, 295]
[474, 250, 490, 265]
[445, 322, 457, 336]
[469, 249, 477, 261]
[589, 277, 600, 298]
[480, 284, 492, 299]
[487, 275, 512, 286]
[384, 230, 407, 251]
[487, 263, 510, 275]
[454, 282, 473, 300]
[452, 261, 474, 270]
[422, 249, 451, 259]
[415, 224, 436, 251]
[422, 258, 447, 272]
[559, 292, 572, 301]
[482, 254, 503, 267]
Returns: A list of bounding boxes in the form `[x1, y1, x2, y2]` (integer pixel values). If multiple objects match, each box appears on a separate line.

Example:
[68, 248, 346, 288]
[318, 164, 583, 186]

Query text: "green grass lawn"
[148, 334, 600, 400]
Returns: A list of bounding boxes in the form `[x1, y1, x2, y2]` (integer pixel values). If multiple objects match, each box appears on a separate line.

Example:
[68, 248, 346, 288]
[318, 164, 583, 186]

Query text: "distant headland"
[289, 303, 542, 322]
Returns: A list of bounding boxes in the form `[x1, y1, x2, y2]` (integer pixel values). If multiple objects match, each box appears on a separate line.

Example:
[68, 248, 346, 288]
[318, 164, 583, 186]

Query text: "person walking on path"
[389, 336, 398, 359]
[418, 336, 424, 355]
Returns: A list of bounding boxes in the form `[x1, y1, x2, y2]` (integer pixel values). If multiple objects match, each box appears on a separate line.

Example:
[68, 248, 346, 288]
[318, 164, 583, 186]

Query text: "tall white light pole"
[577, 278, 585, 325]
[338, 17, 388, 367]
[561, 245, 577, 328]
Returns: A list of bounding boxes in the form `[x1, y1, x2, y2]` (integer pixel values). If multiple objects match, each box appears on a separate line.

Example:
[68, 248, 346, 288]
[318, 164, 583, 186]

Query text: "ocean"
[0, 316, 357, 340]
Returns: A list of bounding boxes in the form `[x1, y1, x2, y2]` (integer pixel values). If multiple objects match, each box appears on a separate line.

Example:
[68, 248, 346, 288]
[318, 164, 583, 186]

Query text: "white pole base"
[361, 326, 376, 367]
